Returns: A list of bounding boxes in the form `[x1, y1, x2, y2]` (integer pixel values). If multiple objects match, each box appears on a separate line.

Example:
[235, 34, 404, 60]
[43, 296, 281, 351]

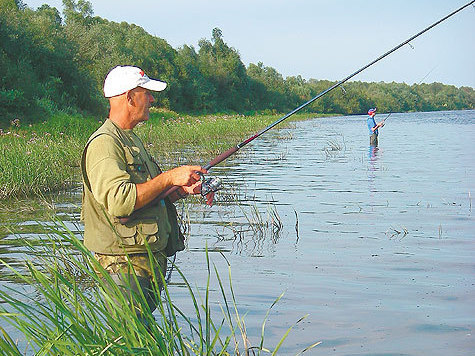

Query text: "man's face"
[129, 87, 155, 124]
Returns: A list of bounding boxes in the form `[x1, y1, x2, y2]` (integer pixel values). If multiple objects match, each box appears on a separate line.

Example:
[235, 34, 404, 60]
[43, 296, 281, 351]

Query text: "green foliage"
[195, 27, 250, 112]
[0, 0, 473, 126]
[0, 1, 103, 126]
[0, 113, 101, 199]
[247, 62, 294, 111]
[175, 44, 217, 112]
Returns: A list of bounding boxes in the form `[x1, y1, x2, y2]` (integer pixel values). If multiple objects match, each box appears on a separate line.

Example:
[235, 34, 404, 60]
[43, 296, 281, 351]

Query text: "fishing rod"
[382, 113, 392, 123]
[159, 0, 474, 200]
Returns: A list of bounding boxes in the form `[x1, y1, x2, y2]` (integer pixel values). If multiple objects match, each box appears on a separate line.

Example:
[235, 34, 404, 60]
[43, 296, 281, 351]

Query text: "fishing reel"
[199, 174, 222, 196]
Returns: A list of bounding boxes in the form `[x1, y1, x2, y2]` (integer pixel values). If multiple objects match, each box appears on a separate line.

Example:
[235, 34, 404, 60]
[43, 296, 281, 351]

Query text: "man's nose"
[148, 93, 155, 103]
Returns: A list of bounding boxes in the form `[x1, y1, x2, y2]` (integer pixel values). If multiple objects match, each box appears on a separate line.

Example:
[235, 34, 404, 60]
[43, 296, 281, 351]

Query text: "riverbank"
[0, 110, 327, 200]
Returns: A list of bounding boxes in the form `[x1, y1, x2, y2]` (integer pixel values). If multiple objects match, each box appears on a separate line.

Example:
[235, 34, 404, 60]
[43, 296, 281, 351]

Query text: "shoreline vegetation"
[0, 110, 325, 201]
[0, 219, 320, 355]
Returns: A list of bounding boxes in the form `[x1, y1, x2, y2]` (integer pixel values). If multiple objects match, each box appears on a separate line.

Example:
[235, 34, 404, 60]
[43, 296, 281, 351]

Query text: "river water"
[172, 110, 475, 355]
[1, 110, 474, 355]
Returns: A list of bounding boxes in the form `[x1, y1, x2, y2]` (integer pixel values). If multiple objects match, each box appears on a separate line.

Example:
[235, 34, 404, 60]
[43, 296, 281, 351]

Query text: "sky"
[23, 0, 475, 88]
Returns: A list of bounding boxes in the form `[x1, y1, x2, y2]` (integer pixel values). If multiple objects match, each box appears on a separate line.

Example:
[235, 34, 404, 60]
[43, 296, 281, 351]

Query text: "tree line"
[1, 0, 474, 126]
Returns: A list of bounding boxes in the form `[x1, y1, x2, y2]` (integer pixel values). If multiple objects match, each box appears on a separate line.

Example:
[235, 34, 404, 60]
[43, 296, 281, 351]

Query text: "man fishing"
[367, 108, 384, 147]
[81, 65, 214, 317]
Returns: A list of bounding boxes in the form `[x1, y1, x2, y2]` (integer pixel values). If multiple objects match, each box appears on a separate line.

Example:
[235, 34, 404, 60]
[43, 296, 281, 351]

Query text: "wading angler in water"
[81, 65, 215, 318]
[367, 108, 384, 147]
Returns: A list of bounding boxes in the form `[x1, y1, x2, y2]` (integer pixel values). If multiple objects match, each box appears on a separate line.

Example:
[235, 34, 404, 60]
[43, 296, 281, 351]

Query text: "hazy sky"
[24, 0, 475, 88]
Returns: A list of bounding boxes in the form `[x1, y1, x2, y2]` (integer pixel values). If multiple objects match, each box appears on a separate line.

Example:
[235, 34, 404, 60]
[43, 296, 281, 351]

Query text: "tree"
[63, 0, 93, 25]
[197, 28, 250, 111]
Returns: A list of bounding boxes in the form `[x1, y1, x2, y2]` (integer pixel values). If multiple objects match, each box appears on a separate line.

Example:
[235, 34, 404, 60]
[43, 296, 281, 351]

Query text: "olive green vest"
[81, 119, 184, 256]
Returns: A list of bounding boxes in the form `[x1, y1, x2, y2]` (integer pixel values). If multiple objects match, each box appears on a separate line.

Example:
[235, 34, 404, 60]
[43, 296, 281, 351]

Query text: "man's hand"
[375, 121, 384, 129]
[135, 165, 208, 210]
[167, 165, 207, 187]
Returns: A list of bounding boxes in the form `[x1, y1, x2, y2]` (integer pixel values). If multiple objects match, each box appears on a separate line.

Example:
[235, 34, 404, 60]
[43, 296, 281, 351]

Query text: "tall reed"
[0, 218, 319, 355]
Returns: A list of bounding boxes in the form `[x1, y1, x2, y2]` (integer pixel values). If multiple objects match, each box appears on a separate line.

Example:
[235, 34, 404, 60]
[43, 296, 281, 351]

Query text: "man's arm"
[370, 120, 384, 132]
[85, 136, 137, 217]
[86, 136, 209, 216]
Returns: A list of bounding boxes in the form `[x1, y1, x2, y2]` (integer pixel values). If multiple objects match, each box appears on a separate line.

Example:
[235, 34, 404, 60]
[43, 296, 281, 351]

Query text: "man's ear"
[126, 90, 134, 105]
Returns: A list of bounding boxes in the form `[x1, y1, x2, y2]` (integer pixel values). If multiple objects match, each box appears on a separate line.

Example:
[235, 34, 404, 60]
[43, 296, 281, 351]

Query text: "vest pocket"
[124, 146, 150, 183]
[114, 221, 159, 246]
[137, 222, 159, 245]
[114, 224, 137, 246]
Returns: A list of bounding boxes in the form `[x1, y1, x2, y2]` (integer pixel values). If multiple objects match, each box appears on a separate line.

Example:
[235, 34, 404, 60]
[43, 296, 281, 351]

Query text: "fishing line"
[380, 64, 437, 126]
[156, 0, 474, 200]
[417, 65, 438, 85]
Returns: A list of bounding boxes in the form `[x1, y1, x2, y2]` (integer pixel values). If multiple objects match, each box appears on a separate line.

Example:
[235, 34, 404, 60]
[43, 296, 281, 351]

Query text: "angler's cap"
[103, 65, 167, 98]
[368, 108, 377, 115]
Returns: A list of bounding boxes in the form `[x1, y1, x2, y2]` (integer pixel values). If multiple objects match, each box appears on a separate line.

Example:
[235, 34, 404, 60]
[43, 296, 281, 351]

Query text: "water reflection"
[368, 145, 379, 161]
[368, 145, 380, 194]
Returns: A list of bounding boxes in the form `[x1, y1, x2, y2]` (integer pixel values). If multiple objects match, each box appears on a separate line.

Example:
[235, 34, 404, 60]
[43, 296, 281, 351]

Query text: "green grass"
[0, 113, 99, 199]
[0, 218, 320, 355]
[0, 110, 326, 200]
[140, 108, 323, 165]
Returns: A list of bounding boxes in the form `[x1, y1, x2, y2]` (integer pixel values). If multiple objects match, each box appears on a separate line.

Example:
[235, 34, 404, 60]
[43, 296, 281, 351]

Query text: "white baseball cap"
[103, 65, 167, 98]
